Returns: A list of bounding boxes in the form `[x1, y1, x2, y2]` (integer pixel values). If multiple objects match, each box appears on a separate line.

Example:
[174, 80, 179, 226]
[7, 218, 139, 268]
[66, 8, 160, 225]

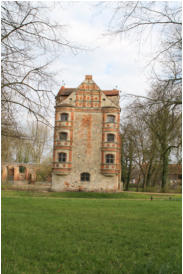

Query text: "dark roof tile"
[103, 90, 119, 96]
[57, 87, 119, 97]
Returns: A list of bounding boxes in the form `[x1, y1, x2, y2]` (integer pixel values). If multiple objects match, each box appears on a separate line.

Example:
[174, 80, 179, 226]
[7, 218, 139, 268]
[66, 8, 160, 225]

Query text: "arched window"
[60, 113, 68, 121]
[107, 115, 115, 123]
[59, 132, 67, 141]
[106, 154, 114, 164]
[58, 152, 67, 163]
[19, 166, 26, 173]
[107, 134, 115, 142]
[80, 173, 90, 181]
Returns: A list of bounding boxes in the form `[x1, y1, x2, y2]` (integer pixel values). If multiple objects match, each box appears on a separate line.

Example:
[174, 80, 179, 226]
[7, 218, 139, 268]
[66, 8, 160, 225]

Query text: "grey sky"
[47, 2, 158, 99]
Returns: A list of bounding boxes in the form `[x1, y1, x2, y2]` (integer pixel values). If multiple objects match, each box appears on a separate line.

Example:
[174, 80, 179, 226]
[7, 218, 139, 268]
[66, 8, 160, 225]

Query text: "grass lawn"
[2, 191, 182, 274]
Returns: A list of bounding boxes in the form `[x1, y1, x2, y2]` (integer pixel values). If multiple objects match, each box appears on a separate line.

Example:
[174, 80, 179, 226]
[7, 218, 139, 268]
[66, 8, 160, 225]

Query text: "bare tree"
[121, 78, 181, 192]
[2, 120, 52, 164]
[132, 84, 181, 191]
[1, 1, 81, 135]
[106, 1, 182, 105]
[28, 121, 51, 163]
[108, 2, 181, 61]
[121, 126, 135, 190]
[106, 2, 182, 191]
[121, 109, 160, 192]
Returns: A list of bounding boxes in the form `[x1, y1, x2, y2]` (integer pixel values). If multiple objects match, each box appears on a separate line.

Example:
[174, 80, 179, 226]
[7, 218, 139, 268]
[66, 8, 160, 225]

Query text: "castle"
[52, 75, 122, 192]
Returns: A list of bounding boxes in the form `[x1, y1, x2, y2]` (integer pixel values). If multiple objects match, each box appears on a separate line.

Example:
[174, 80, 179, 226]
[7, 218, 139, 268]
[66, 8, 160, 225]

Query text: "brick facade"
[2, 163, 38, 182]
[52, 75, 122, 192]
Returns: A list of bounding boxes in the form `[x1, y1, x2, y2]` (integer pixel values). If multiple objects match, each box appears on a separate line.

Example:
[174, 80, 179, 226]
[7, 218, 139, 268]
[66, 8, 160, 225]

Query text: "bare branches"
[121, 79, 182, 191]
[107, 1, 182, 108]
[109, 2, 181, 34]
[2, 117, 52, 163]
[1, 1, 82, 136]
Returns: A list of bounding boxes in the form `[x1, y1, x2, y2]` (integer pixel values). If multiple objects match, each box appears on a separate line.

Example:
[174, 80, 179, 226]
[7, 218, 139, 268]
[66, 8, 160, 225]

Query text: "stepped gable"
[57, 76, 119, 97]
[56, 75, 120, 108]
[77, 75, 100, 91]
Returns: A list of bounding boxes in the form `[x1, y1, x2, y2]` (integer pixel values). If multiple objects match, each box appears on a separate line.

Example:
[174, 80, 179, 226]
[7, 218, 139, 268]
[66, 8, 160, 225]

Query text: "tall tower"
[52, 75, 122, 192]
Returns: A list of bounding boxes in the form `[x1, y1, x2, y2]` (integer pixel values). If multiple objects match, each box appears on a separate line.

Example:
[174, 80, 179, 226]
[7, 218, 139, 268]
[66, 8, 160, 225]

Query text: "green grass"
[2, 190, 182, 200]
[128, 186, 182, 194]
[2, 191, 182, 274]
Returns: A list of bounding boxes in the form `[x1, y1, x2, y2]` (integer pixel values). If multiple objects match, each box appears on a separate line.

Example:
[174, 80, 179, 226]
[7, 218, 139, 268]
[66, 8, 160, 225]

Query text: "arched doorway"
[8, 167, 14, 181]
[19, 166, 26, 180]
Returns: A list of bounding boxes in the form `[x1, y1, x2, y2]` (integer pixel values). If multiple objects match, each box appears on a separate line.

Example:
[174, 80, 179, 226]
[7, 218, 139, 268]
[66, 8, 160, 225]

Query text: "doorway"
[8, 167, 14, 181]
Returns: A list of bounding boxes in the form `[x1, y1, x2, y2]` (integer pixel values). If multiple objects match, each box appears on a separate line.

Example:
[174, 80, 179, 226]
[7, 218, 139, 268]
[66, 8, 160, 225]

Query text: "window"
[106, 154, 114, 164]
[81, 173, 90, 181]
[107, 115, 115, 123]
[59, 132, 67, 141]
[58, 152, 67, 163]
[60, 113, 68, 121]
[19, 166, 26, 173]
[107, 134, 115, 142]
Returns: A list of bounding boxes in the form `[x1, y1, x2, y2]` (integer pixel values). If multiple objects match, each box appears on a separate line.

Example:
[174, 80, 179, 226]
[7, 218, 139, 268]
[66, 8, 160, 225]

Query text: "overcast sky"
[47, 1, 159, 101]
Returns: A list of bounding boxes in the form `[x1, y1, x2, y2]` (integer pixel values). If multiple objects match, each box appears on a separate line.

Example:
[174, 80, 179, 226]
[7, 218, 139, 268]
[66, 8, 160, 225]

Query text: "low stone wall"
[2, 181, 51, 192]
[3, 179, 123, 193]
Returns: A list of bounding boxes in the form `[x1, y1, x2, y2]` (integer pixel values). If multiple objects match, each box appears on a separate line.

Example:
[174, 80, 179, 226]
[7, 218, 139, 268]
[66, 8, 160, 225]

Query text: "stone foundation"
[51, 174, 123, 192]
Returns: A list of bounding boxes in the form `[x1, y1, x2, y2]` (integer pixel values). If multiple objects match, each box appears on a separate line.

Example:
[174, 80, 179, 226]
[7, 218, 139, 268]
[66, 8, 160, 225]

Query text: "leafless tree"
[121, 125, 135, 190]
[121, 108, 160, 191]
[131, 84, 181, 191]
[2, 120, 52, 164]
[28, 121, 52, 163]
[108, 1, 181, 60]
[121, 77, 181, 192]
[1, 1, 81, 136]
[106, 1, 182, 105]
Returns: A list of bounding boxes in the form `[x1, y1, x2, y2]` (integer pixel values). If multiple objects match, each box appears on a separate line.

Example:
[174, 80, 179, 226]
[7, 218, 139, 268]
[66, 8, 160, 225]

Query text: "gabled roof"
[57, 87, 119, 97]
[57, 87, 76, 96]
[102, 90, 119, 96]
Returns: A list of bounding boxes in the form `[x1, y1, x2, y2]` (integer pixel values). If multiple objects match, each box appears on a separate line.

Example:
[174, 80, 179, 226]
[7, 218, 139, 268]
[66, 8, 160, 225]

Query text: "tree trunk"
[121, 138, 127, 187]
[121, 161, 127, 186]
[125, 158, 132, 191]
[146, 159, 154, 190]
[142, 175, 146, 192]
[136, 173, 141, 192]
[161, 150, 169, 192]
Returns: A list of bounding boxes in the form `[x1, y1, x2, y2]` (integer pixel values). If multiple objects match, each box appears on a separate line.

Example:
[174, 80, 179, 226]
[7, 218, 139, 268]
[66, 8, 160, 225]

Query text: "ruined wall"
[2, 163, 39, 182]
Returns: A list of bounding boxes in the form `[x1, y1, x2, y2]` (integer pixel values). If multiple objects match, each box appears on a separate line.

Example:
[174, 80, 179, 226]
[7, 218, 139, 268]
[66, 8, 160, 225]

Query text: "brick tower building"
[52, 75, 122, 192]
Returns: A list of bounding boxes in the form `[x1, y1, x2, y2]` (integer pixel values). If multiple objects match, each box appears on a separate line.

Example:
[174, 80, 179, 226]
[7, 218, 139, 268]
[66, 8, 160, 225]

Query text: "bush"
[36, 163, 52, 182]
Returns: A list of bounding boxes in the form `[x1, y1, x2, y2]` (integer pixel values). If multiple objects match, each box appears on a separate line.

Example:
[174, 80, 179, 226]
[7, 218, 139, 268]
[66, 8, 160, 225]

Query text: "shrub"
[36, 163, 52, 182]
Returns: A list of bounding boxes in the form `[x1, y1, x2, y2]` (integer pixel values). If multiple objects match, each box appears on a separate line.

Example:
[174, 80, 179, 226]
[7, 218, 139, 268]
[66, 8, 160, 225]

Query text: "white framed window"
[107, 115, 115, 123]
[58, 152, 67, 162]
[60, 113, 68, 121]
[107, 134, 115, 142]
[106, 154, 114, 164]
[59, 132, 67, 141]
[80, 173, 90, 181]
